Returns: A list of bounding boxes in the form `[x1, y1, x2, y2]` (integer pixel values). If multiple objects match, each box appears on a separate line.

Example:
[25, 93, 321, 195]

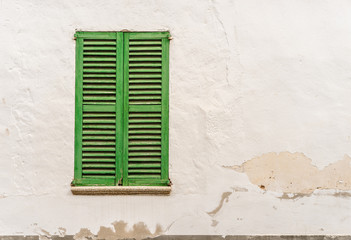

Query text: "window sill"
[71, 186, 171, 195]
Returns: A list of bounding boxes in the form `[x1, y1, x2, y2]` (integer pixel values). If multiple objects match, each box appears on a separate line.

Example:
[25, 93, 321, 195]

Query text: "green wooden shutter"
[73, 32, 123, 186]
[123, 32, 170, 186]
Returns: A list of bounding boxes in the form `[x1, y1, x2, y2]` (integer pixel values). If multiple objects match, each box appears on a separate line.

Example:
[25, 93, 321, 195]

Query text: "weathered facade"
[1, 0, 351, 239]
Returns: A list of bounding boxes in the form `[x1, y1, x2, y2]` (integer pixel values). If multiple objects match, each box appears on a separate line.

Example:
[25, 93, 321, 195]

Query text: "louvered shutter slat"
[84, 41, 116, 45]
[83, 62, 116, 66]
[129, 57, 162, 61]
[83, 57, 116, 62]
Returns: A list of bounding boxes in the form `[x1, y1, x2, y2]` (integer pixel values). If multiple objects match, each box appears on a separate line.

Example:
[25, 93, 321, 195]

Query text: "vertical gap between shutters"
[116, 32, 124, 185]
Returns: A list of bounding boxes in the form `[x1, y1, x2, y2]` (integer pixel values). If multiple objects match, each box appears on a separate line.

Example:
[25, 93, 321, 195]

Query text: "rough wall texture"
[1, 0, 351, 238]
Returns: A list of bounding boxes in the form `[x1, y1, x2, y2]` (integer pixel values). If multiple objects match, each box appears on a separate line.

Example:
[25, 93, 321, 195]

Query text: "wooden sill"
[71, 186, 171, 195]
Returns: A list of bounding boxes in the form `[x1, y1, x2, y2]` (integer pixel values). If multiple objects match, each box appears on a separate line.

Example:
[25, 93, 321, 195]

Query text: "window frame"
[72, 31, 170, 188]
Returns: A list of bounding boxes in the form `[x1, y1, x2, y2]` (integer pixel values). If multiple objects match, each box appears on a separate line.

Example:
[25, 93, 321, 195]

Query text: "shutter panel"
[74, 32, 123, 186]
[123, 32, 170, 186]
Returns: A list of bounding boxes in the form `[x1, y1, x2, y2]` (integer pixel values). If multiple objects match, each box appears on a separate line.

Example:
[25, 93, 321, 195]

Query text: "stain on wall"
[207, 192, 232, 217]
[206, 191, 233, 228]
[225, 152, 351, 195]
[74, 221, 163, 240]
[211, 220, 219, 227]
[231, 186, 248, 192]
[74, 229, 95, 240]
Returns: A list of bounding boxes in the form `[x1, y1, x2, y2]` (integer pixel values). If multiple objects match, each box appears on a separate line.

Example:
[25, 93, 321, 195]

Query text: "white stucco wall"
[1, 0, 351, 237]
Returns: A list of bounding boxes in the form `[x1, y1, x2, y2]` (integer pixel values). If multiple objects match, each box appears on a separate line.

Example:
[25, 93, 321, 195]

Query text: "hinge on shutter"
[117, 177, 123, 186]
[168, 36, 173, 40]
[73, 32, 79, 40]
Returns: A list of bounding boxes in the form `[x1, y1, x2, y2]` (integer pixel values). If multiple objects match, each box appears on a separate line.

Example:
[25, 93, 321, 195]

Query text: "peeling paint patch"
[225, 152, 351, 195]
[207, 192, 232, 217]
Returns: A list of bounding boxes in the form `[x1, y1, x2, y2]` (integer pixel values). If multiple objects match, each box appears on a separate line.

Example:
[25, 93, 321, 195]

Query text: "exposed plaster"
[225, 152, 351, 195]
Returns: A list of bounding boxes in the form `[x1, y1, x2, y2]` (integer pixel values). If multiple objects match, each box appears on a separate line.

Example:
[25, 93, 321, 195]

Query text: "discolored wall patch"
[224, 152, 351, 195]
[207, 192, 232, 217]
[74, 228, 95, 240]
[74, 221, 163, 240]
